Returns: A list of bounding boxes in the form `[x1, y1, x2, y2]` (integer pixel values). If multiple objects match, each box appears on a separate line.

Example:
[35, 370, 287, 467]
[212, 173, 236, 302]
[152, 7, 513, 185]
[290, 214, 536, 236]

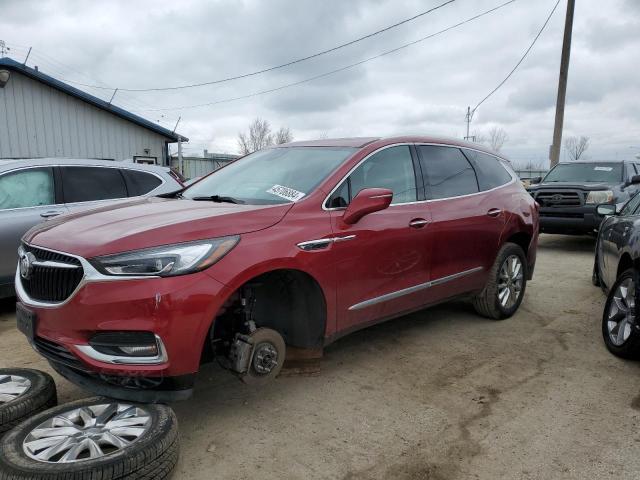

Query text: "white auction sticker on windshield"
[594, 166, 613, 171]
[266, 185, 306, 202]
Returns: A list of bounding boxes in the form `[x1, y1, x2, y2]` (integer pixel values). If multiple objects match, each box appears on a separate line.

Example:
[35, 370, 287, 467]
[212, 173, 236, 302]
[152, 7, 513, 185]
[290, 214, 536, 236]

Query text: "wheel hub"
[253, 342, 279, 374]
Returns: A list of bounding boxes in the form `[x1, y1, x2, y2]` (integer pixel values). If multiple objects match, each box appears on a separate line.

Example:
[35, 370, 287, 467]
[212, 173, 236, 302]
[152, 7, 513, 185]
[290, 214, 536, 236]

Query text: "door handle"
[487, 208, 503, 217]
[40, 211, 62, 218]
[409, 218, 429, 228]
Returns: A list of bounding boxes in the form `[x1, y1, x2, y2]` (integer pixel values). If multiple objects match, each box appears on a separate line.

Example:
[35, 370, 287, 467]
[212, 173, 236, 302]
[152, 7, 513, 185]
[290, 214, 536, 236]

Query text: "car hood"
[24, 197, 292, 258]
[528, 182, 615, 191]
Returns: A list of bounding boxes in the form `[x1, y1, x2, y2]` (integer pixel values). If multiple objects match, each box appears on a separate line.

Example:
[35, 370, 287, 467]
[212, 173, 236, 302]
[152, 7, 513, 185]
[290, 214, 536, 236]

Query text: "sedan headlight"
[91, 236, 240, 277]
[586, 190, 614, 204]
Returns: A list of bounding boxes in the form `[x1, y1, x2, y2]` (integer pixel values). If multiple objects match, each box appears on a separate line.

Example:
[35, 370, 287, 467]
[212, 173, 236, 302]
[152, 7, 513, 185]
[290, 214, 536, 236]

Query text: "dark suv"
[527, 160, 640, 235]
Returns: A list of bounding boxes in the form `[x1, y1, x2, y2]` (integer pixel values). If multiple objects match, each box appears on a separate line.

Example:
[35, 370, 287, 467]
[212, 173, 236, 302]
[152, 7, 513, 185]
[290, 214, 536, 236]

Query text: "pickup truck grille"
[534, 191, 583, 207]
[21, 245, 84, 303]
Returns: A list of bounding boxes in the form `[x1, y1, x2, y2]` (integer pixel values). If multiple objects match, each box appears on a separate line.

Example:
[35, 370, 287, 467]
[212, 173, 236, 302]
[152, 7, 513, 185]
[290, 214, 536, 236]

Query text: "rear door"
[0, 166, 66, 284]
[417, 145, 507, 297]
[60, 166, 129, 212]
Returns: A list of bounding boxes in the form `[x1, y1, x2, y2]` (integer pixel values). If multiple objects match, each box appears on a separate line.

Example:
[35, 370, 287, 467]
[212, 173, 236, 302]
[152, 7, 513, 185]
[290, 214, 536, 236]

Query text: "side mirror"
[343, 188, 393, 225]
[628, 175, 640, 186]
[597, 204, 617, 216]
[530, 176, 542, 184]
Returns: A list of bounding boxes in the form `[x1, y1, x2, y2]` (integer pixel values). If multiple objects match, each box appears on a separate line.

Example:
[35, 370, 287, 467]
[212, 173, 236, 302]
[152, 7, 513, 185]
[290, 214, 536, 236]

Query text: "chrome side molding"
[348, 266, 483, 311]
[297, 235, 356, 251]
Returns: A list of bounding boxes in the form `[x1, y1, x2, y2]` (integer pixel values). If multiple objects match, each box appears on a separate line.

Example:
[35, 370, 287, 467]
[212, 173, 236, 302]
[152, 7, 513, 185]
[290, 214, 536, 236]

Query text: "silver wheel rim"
[23, 403, 151, 463]
[498, 255, 524, 309]
[607, 277, 635, 347]
[0, 374, 31, 404]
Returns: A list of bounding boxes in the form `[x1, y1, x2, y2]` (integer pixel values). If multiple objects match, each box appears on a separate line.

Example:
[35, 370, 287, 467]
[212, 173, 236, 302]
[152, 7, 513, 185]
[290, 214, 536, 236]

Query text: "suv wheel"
[0, 369, 57, 435]
[0, 397, 179, 479]
[602, 269, 640, 359]
[473, 243, 527, 320]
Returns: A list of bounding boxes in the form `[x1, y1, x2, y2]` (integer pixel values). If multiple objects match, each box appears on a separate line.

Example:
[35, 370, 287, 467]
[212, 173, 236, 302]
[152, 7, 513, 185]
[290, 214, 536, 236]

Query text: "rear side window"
[122, 169, 163, 196]
[463, 149, 512, 191]
[418, 146, 479, 199]
[61, 167, 127, 203]
[0, 168, 55, 210]
[327, 145, 417, 207]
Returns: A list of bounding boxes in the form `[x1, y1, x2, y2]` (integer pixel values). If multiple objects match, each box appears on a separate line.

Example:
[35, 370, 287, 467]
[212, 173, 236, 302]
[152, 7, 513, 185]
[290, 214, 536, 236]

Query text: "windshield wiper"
[190, 195, 245, 204]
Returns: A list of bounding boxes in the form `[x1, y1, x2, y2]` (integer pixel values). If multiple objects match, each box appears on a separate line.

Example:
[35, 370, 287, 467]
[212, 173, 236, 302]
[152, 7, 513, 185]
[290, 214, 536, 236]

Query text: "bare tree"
[237, 118, 274, 155]
[563, 136, 590, 161]
[487, 126, 508, 152]
[274, 126, 293, 145]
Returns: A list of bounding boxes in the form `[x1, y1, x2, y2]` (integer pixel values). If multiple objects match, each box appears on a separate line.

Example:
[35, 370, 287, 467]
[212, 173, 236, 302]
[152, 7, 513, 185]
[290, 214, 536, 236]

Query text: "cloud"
[0, 0, 638, 163]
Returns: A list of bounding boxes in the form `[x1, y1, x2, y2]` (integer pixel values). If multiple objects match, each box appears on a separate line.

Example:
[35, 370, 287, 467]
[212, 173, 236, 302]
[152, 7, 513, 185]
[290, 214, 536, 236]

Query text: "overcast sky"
[1, 0, 639, 167]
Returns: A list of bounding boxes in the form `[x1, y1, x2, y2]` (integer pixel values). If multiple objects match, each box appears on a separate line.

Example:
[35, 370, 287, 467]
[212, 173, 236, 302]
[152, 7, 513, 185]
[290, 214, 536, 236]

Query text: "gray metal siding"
[0, 72, 168, 163]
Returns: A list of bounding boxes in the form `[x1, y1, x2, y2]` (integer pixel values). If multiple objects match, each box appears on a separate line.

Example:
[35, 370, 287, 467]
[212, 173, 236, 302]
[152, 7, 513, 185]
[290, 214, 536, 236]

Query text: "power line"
[471, 0, 561, 114]
[52, 0, 456, 92]
[134, 0, 518, 112]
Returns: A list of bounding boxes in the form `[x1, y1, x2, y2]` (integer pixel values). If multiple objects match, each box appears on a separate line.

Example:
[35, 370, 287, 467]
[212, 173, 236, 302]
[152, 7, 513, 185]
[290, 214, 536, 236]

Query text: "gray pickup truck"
[527, 160, 640, 235]
[0, 158, 184, 298]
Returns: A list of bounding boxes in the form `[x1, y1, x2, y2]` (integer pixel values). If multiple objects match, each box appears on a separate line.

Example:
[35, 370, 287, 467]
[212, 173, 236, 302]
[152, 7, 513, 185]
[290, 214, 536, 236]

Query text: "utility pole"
[549, 0, 575, 167]
[464, 106, 475, 142]
[173, 117, 183, 175]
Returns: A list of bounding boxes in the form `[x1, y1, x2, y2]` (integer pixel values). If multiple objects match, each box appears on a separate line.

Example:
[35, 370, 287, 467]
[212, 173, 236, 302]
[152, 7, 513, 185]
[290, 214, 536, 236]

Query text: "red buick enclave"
[15, 136, 538, 401]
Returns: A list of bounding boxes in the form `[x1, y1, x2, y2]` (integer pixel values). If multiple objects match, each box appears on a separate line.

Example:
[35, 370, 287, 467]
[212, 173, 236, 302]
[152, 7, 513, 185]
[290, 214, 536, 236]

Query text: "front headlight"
[586, 190, 614, 204]
[91, 236, 240, 277]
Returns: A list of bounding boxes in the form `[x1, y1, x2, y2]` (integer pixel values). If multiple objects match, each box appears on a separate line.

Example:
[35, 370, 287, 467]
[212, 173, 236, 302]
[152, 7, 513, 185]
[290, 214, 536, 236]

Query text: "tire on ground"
[0, 368, 57, 435]
[473, 242, 528, 320]
[0, 396, 179, 480]
[601, 268, 640, 359]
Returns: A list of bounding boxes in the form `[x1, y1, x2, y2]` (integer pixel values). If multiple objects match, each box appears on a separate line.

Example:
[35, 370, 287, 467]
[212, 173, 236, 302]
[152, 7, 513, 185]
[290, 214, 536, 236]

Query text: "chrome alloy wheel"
[498, 255, 524, 309]
[606, 277, 636, 347]
[0, 374, 31, 404]
[23, 403, 151, 463]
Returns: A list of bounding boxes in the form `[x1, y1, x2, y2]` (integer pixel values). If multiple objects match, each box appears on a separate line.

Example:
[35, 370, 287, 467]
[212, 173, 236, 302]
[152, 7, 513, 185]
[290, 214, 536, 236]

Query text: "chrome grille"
[21, 245, 84, 303]
[535, 191, 582, 207]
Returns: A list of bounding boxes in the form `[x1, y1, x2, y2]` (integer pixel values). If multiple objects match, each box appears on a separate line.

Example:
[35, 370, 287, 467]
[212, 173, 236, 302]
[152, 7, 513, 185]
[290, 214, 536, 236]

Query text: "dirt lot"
[1, 234, 639, 479]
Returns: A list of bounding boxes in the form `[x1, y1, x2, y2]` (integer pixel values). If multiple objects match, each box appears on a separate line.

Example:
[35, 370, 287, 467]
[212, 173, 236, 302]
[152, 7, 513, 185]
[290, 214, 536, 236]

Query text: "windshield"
[182, 147, 356, 205]
[543, 163, 623, 183]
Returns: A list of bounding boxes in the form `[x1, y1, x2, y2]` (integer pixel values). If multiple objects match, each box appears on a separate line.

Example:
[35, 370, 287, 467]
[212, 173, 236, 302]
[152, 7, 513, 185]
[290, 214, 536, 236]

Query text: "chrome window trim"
[16, 243, 158, 309]
[322, 142, 516, 211]
[75, 334, 168, 365]
[348, 266, 483, 311]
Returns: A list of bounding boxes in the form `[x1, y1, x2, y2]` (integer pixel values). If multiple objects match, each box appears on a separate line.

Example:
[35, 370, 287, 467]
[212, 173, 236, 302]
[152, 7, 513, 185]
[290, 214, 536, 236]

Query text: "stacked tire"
[0, 368, 57, 435]
[0, 371, 179, 479]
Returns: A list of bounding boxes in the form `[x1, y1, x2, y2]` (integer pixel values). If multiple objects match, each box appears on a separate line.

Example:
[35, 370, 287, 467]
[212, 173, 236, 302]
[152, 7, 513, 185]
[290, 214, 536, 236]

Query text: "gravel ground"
[1, 234, 639, 479]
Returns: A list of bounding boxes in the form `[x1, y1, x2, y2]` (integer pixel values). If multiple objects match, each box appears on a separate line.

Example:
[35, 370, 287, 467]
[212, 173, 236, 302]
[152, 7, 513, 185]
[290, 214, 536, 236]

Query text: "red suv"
[15, 137, 538, 401]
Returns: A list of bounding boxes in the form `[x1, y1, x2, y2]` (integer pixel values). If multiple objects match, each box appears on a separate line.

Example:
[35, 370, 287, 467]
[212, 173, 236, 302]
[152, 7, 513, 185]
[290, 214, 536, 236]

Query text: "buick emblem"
[19, 252, 36, 280]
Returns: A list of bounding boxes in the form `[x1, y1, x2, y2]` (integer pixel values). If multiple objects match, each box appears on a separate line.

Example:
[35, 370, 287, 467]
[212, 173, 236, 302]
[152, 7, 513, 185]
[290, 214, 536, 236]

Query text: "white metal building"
[0, 57, 185, 165]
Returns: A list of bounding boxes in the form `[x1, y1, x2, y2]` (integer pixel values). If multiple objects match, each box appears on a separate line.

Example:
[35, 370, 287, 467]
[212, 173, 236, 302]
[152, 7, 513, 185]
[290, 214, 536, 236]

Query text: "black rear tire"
[0, 369, 57, 435]
[602, 269, 640, 359]
[473, 243, 528, 320]
[0, 397, 179, 480]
